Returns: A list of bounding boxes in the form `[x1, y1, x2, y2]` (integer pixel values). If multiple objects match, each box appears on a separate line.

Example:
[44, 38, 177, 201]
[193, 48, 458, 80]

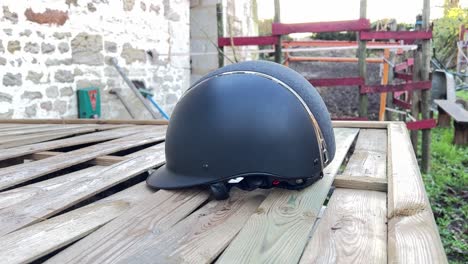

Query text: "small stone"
[150, 4, 160, 14]
[53, 32, 71, 40]
[123, 0, 136, 11]
[54, 70, 74, 83]
[32, 58, 37, 64]
[166, 94, 178, 104]
[7, 41, 21, 53]
[58, 42, 69, 53]
[0, 40, 4, 53]
[16, 58, 22, 67]
[76, 79, 104, 89]
[71, 32, 104, 65]
[20, 29, 32, 37]
[3, 73, 22, 86]
[46, 86, 59, 98]
[53, 100, 67, 114]
[36, 31, 45, 39]
[0, 110, 14, 119]
[73, 68, 83, 76]
[41, 43, 55, 54]
[141, 1, 147, 11]
[24, 42, 39, 54]
[59, 86, 74, 96]
[121, 43, 146, 64]
[45, 58, 72, 66]
[104, 56, 115, 65]
[40, 101, 53, 111]
[26, 71, 44, 84]
[25, 104, 37, 117]
[3, 7, 18, 24]
[3, 29, 12, 36]
[0, 92, 13, 103]
[87, 3, 97, 12]
[0, 57, 6, 65]
[21, 91, 43, 100]
[104, 41, 117, 53]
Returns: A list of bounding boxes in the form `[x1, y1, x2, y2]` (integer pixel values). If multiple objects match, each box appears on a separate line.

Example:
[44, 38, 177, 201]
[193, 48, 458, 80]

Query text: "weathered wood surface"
[217, 128, 359, 264]
[387, 123, 447, 263]
[333, 175, 387, 192]
[0, 182, 155, 264]
[0, 144, 165, 236]
[300, 189, 387, 263]
[341, 129, 387, 179]
[0, 128, 165, 191]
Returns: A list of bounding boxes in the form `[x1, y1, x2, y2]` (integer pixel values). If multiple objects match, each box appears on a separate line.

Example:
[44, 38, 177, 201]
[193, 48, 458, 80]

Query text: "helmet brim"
[146, 164, 215, 190]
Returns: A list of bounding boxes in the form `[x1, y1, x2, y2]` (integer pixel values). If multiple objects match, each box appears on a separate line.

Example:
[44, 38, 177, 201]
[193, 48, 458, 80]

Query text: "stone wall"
[0, 0, 190, 119]
[190, 0, 258, 83]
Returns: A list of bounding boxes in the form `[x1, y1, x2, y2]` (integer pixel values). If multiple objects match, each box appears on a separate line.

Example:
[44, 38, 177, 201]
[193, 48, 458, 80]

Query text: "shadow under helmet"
[147, 60, 336, 200]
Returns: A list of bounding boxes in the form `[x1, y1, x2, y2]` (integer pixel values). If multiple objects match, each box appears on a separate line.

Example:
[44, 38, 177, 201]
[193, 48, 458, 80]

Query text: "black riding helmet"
[147, 60, 336, 199]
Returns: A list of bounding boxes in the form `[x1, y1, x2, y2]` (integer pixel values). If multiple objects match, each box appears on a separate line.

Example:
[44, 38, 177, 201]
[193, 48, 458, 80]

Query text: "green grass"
[421, 127, 468, 263]
[456, 90, 468, 101]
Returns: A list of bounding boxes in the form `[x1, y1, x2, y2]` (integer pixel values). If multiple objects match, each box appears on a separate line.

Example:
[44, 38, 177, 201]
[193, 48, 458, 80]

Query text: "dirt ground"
[288, 49, 382, 119]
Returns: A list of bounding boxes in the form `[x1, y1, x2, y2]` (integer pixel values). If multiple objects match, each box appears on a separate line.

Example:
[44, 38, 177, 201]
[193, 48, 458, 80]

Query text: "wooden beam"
[360, 31, 432, 41]
[406, 119, 437, 130]
[0, 119, 168, 125]
[218, 36, 278, 47]
[333, 176, 387, 192]
[272, 19, 370, 35]
[29, 151, 127, 166]
[394, 58, 415, 72]
[387, 123, 447, 263]
[289, 56, 383, 63]
[274, 0, 282, 63]
[309, 77, 365, 87]
[360, 81, 432, 94]
[394, 72, 413, 81]
[332, 120, 394, 128]
[358, 0, 368, 118]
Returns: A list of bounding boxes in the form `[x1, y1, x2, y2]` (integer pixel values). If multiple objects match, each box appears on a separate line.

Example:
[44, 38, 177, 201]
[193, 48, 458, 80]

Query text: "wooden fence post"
[358, 0, 368, 118]
[217, 3, 224, 67]
[274, 0, 282, 64]
[421, 0, 431, 173]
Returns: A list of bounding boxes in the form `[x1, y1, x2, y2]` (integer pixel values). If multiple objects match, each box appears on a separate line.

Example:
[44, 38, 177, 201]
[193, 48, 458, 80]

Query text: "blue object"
[148, 96, 170, 120]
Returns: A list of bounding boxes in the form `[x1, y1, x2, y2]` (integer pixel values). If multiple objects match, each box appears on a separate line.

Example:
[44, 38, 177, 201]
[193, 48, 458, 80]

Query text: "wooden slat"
[272, 19, 370, 35]
[332, 121, 394, 128]
[217, 128, 359, 264]
[0, 129, 166, 191]
[30, 151, 127, 166]
[360, 31, 432, 41]
[0, 125, 131, 149]
[113, 189, 268, 264]
[333, 176, 387, 192]
[361, 81, 432, 94]
[0, 119, 169, 125]
[341, 129, 387, 179]
[0, 182, 155, 264]
[46, 189, 210, 263]
[0, 124, 55, 132]
[218, 36, 279, 47]
[435, 99, 468, 122]
[387, 123, 447, 263]
[0, 125, 154, 161]
[0, 125, 85, 137]
[308, 77, 365, 87]
[0, 144, 166, 237]
[299, 189, 387, 263]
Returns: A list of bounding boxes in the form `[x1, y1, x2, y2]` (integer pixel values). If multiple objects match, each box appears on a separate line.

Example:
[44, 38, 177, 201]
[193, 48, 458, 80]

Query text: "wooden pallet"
[0, 120, 447, 263]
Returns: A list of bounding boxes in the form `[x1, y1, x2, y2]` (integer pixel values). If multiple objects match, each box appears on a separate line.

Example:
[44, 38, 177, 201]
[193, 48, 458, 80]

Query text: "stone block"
[3, 73, 22, 86]
[0, 92, 12, 103]
[53, 100, 67, 114]
[19, 29, 32, 37]
[104, 41, 117, 53]
[59, 86, 74, 96]
[58, 42, 69, 53]
[71, 33, 104, 65]
[121, 43, 146, 64]
[7, 41, 20, 53]
[26, 71, 44, 84]
[53, 32, 71, 39]
[45, 58, 72, 66]
[24, 42, 40, 54]
[87, 3, 97, 12]
[41, 43, 56, 54]
[54, 70, 74, 83]
[25, 8, 69, 26]
[21, 91, 43, 100]
[40, 101, 53, 111]
[46, 86, 59, 98]
[25, 104, 37, 117]
[3, 6, 18, 24]
[123, 0, 136, 11]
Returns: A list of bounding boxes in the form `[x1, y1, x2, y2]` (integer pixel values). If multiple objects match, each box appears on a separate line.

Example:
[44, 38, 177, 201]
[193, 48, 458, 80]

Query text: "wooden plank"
[406, 119, 437, 130]
[0, 125, 85, 137]
[435, 99, 468, 123]
[109, 189, 268, 264]
[361, 81, 432, 94]
[217, 128, 359, 264]
[272, 19, 370, 35]
[0, 143, 166, 236]
[218, 36, 279, 47]
[341, 129, 387, 179]
[0, 124, 131, 149]
[0, 125, 156, 161]
[333, 176, 387, 192]
[290, 57, 383, 63]
[0, 129, 166, 191]
[387, 123, 447, 263]
[30, 151, 127, 166]
[299, 189, 387, 263]
[332, 120, 393, 129]
[0, 182, 155, 264]
[308, 77, 365, 87]
[360, 31, 432, 40]
[0, 119, 169, 125]
[46, 189, 210, 263]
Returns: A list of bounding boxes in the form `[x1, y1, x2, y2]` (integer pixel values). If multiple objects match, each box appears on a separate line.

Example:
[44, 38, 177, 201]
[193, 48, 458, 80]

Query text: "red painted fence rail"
[359, 31, 432, 41]
[406, 119, 437, 130]
[272, 19, 370, 35]
[361, 81, 432, 94]
[218, 36, 279, 47]
[308, 77, 365, 87]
